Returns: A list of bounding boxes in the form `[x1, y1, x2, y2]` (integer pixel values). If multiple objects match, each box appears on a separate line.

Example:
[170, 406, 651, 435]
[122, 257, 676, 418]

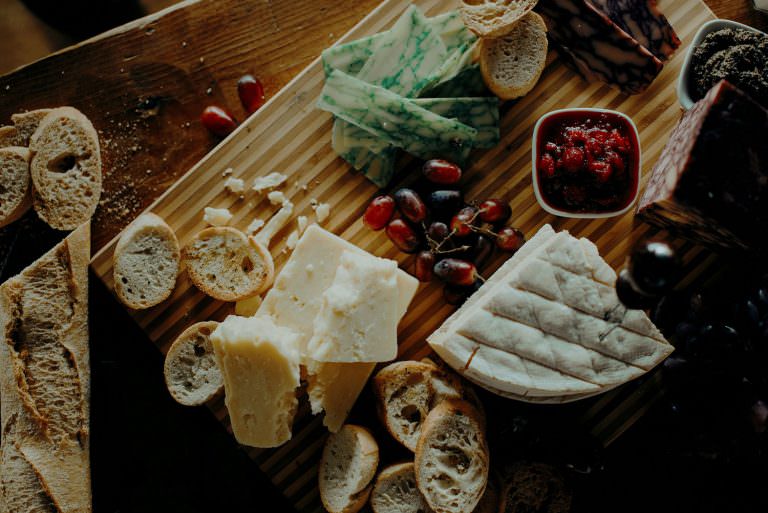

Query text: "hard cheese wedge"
[210, 315, 301, 448]
[427, 225, 673, 402]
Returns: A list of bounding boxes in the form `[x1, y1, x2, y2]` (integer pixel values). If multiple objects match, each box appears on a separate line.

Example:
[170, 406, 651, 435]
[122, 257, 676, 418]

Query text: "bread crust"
[370, 462, 433, 513]
[164, 321, 222, 406]
[0, 126, 20, 147]
[12, 109, 53, 146]
[0, 146, 32, 228]
[319, 424, 379, 513]
[460, 0, 539, 38]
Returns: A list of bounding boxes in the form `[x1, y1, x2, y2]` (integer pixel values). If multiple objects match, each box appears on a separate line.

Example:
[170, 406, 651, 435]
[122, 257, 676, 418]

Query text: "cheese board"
[88, 0, 721, 511]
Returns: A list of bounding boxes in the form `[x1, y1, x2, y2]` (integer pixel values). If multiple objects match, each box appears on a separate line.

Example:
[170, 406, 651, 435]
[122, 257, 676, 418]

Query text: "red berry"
[544, 142, 558, 154]
[415, 251, 435, 282]
[563, 184, 587, 205]
[393, 188, 427, 223]
[478, 199, 511, 224]
[562, 147, 585, 173]
[586, 138, 603, 158]
[566, 128, 588, 144]
[363, 195, 395, 230]
[496, 227, 525, 253]
[423, 159, 462, 185]
[539, 154, 556, 178]
[237, 74, 266, 115]
[607, 131, 629, 153]
[450, 206, 477, 237]
[201, 105, 237, 137]
[386, 219, 420, 253]
[589, 160, 613, 183]
[590, 128, 609, 143]
[434, 258, 477, 286]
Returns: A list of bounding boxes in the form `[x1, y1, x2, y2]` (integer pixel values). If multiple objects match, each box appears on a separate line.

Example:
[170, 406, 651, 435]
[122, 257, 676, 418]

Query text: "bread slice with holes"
[479, 11, 548, 100]
[319, 424, 379, 513]
[182, 226, 274, 301]
[113, 212, 180, 309]
[0, 146, 32, 228]
[370, 462, 433, 513]
[415, 399, 489, 513]
[164, 321, 223, 406]
[29, 106, 102, 230]
[12, 109, 52, 146]
[460, 0, 539, 38]
[0, 126, 19, 146]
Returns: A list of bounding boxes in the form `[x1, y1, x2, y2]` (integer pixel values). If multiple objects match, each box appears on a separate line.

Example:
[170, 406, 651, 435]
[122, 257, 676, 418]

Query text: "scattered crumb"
[309, 198, 318, 207]
[199, 57, 205, 63]
[268, 190, 286, 205]
[297, 215, 308, 235]
[181, 41, 188, 47]
[315, 203, 331, 223]
[252, 172, 288, 193]
[224, 177, 245, 194]
[301, 184, 308, 191]
[206, 87, 213, 95]
[222, 167, 233, 177]
[286, 230, 300, 250]
[203, 207, 233, 226]
[246, 218, 265, 234]
[234, 295, 262, 317]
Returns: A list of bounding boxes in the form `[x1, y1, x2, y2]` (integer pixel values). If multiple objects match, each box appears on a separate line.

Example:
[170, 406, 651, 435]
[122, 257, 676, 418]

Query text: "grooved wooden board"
[91, 0, 716, 511]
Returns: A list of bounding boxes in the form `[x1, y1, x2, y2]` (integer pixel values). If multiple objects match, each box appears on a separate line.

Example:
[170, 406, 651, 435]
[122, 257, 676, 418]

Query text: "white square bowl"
[677, 19, 767, 110]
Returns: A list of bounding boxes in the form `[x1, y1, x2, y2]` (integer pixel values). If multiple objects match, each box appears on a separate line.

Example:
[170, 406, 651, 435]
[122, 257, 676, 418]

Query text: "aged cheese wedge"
[427, 225, 672, 401]
[210, 315, 301, 448]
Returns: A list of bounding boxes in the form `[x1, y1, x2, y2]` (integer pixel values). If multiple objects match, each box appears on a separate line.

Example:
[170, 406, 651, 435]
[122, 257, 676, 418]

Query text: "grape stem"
[434, 245, 472, 256]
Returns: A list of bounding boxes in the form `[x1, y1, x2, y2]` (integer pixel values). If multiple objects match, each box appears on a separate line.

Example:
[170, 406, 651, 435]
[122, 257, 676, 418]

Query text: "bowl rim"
[677, 18, 767, 111]
[530, 107, 642, 220]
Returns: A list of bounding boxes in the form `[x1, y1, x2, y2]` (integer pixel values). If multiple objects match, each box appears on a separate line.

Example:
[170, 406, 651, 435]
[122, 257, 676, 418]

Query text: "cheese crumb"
[224, 177, 245, 194]
[268, 190, 287, 205]
[234, 295, 262, 317]
[203, 207, 233, 226]
[315, 203, 331, 224]
[297, 215, 308, 235]
[246, 218, 265, 234]
[286, 230, 300, 250]
[222, 167, 234, 177]
[254, 201, 294, 247]
[252, 172, 288, 192]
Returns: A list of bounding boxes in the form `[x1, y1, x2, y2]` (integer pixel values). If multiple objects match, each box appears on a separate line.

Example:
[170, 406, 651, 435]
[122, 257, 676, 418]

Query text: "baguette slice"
[182, 226, 274, 301]
[479, 11, 548, 100]
[114, 212, 180, 309]
[164, 321, 223, 406]
[498, 462, 571, 513]
[12, 109, 52, 146]
[0, 126, 19, 146]
[415, 399, 489, 513]
[29, 107, 102, 230]
[319, 424, 379, 513]
[460, 0, 539, 38]
[0, 146, 32, 228]
[370, 462, 433, 513]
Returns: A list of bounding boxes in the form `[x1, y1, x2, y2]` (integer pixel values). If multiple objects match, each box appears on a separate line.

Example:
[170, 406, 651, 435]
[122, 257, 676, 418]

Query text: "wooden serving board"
[91, 0, 717, 510]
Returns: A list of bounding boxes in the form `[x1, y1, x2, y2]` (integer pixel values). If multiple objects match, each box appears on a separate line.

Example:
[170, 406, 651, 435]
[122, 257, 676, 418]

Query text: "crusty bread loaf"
[12, 109, 52, 147]
[498, 462, 571, 513]
[28, 107, 102, 230]
[415, 399, 489, 513]
[460, 0, 539, 38]
[164, 321, 223, 406]
[182, 226, 274, 301]
[319, 424, 379, 513]
[372, 360, 464, 452]
[0, 126, 19, 147]
[113, 212, 180, 309]
[479, 11, 548, 100]
[0, 222, 91, 512]
[370, 462, 433, 513]
[0, 146, 32, 228]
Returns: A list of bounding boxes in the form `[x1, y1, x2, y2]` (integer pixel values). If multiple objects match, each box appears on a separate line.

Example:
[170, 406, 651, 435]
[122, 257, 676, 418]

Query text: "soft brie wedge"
[427, 224, 673, 402]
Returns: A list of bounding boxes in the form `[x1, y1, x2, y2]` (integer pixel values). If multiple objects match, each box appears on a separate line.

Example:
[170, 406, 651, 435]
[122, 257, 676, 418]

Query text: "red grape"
[363, 195, 395, 230]
[496, 227, 525, 253]
[423, 159, 462, 185]
[386, 219, 420, 253]
[201, 106, 237, 137]
[471, 234, 495, 268]
[478, 199, 511, 224]
[429, 190, 463, 216]
[450, 206, 477, 237]
[237, 74, 266, 115]
[415, 251, 435, 282]
[427, 221, 450, 244]
[433, 258, 476, 286]
[393, 188, 427, 223]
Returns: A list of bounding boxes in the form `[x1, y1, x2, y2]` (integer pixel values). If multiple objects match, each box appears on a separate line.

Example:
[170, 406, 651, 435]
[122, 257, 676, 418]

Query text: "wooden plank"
[88, 0, 717, 511]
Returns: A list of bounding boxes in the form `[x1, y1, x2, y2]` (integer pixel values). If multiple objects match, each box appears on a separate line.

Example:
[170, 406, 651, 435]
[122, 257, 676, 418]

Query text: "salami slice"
[536, 0, 663, 94]
[589, 0, 680, 61]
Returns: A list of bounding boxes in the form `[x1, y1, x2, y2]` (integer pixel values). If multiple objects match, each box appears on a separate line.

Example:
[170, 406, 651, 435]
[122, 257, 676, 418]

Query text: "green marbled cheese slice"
[424, 64, 489, 98]
[319, 70, 477, 164]
[413, 97, 499, 148]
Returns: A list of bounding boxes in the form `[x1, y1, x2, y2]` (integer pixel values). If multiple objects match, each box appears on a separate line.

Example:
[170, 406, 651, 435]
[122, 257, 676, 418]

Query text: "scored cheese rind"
[428, 224, 673, 402]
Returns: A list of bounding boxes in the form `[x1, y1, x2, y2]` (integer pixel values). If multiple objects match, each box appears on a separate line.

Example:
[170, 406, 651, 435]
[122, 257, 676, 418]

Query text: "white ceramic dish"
[531, 108, 642, 219]
[677, 19, 767, 110]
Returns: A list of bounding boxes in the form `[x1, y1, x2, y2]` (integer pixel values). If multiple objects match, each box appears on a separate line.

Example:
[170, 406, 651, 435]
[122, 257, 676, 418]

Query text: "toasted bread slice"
[12, 109, 53, 146]
[0, 146, 32, 228]
[415, 399, 489, 513]
[182, 226, 274, 301]
[460, 0, 539, 38]
[319, 424, 379, 513]
[114, 212, 180, 309]
[164, 321, 223, 406]
[0, 125, 20, 146]
[29, 107, 102, 230]
[479, 11, 548, 100]
[370, 462, 432, 513]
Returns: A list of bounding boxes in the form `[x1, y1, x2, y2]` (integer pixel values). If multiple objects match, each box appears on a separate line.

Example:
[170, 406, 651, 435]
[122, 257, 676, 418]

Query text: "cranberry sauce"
[535, 110, 640, 214]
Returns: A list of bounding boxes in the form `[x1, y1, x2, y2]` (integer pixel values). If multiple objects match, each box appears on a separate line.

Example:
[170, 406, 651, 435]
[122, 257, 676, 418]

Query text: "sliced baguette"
[0, 126, 19, 147]
[370, 462, 433, 513]
[319, 424, 379, 513]
[415, 399, 489, 513]
[29, 107, 102, 230]
[182, 226, 274, 301]
[479, 11, 548, 100]
[498, 462, 571, 513]
[163, 321, 223, 406]
[460, 0, 539, 38]
[0, 146, 32, 228]
[12, 109, 52, 146]
[113, 212, 180, 309]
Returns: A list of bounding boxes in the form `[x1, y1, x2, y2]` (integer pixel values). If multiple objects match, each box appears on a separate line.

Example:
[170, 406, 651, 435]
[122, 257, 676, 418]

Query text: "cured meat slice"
[638, 80, 768, 250]
[536, 0, 663, 94]
[589, 0, 680, 61]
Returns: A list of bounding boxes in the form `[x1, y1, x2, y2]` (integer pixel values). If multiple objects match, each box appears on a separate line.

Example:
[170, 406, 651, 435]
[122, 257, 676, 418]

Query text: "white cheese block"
[307, 250, 399, 363]
[210, 315, 301, 448]
[306, 360, 375, 433]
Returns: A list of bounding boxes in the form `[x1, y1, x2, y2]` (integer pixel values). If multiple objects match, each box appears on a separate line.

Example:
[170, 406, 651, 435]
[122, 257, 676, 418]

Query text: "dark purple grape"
[737, 299, 761, 333]
[750, 400, 768, 433]
[628, 240, 682, 296]
[428, 190, 463, 218]
[414, 251, 435, 282]
[434, 259, 476, 286]
[662, 355, 691, 376]
[757, 287, 768, 312]
[393, 188, 427, 223]
[615, 269, 658, 310]
[470, 234, 494, 268]
[427, 221, 451, 245]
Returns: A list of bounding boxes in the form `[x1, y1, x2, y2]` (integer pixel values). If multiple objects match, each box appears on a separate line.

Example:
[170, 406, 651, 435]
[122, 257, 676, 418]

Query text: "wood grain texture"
[87, 0, 717, 511]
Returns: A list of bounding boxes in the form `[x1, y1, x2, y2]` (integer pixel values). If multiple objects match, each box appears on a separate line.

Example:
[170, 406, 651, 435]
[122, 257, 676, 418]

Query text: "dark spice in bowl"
[691, 28, 768, 107]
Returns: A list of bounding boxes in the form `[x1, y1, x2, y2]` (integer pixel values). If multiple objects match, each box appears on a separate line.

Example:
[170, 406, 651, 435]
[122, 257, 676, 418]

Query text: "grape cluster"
[363, 159, 525, 304]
